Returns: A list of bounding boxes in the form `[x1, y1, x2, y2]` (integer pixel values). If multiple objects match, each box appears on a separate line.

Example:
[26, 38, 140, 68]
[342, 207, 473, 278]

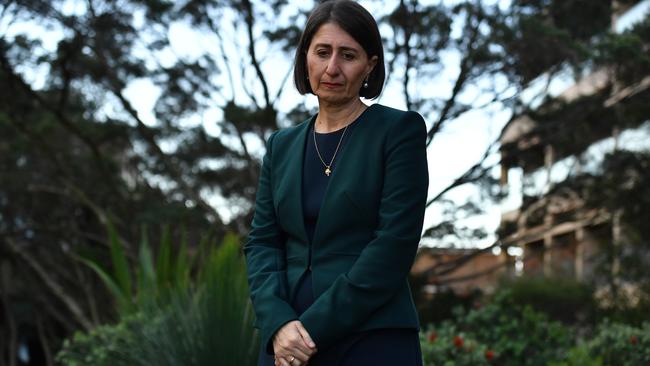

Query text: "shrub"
[57, 231, 258, 366]
[56, 313, 143, 366]
[499, 276, 596, 325]
[547, 346, 602, 366]
[420, 322, 493, 366]
[421, 290, 572, 366]
[585, 321, 650, 366]
[463, 291, 571, 365]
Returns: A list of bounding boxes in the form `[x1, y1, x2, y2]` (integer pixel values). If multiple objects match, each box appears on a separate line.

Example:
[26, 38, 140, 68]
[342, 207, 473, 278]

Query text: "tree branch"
[0, 45, 115, 184]
[425, 8, 481, 147]
[36, 314, 54, 366]
[109, 85, 225, 226]
[399, 0, 414, 110]
[1, 265, 17, 366]
[212, 19, 237, 102]
[240, 0, 271, 108]
[426, 136, 500, 207]
[5, 238, 93, 331]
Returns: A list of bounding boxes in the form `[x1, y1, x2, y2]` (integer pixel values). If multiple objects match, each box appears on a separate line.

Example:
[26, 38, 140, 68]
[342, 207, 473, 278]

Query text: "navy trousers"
[257, 271, 423, 366]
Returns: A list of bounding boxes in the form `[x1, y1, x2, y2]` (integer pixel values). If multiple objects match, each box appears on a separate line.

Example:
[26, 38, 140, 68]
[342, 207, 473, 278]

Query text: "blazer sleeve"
[244, 130, 298, 355]
[298, 111, 429, 350]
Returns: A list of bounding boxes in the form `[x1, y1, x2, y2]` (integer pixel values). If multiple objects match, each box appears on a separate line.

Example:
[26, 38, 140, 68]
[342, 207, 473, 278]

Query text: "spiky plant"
[58, 226, 259, 366]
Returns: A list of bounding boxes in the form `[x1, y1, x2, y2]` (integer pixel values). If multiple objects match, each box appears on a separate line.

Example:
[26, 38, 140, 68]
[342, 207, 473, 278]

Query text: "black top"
[302, 116, 360, 244]
[292, 111, 363, 314]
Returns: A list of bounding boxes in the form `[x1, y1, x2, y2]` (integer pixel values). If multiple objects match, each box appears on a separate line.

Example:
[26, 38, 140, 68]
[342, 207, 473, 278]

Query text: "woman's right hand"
[273, 320, 317, 366]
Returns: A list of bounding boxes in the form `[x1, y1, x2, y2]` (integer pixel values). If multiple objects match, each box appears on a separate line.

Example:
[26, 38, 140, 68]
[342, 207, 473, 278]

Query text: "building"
[498, 1, 650, 281]
[411, 247, 510, 297]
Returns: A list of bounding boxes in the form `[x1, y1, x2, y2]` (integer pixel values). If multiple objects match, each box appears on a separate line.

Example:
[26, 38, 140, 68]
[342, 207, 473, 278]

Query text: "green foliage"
[463, 291, 570, 365]
[587, 151, 650, 265]
[598, 295, 650, 326]
[499, 276, 596, 324]
[55, 313, 144, 366]
[548, 0, 611, 40]
[155, 225, 173, 291]
[580, 150, 650, 323]
[420, 322, 493, 366]
[101, 235, 259, 365]
[596, 16, 650, 84]
[58, 230, 258, 365]
[584, 321, 650, 366]
[78, 222, 194, 314]
[547, 346, 603, 366]
[419, 290, 650, 365]
[549, 321, 650, 366]
[421, 291, 571, 366]
[136, 227, 157, 305]
[108, 220, 133, 303]
[412, 283, 482, 326]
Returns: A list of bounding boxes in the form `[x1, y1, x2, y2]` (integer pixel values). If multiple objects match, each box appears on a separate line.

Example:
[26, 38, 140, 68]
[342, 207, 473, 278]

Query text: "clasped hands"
[273, 320, 318, 366]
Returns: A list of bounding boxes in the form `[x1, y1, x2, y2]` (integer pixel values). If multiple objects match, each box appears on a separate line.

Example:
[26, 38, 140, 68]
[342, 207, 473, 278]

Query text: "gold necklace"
[313, 123, 349, 176]
[312, 105, 365, 176]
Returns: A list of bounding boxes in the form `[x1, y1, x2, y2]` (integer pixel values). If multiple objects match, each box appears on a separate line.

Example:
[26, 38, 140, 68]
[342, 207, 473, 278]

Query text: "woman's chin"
[315, 92, 356, 105]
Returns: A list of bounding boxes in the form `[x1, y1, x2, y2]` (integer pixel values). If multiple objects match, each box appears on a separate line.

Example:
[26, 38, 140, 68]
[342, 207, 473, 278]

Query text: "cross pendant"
[325, 167, 332, 176]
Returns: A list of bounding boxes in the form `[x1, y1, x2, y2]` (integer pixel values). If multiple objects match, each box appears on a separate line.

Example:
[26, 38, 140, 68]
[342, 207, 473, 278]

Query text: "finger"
[288, 354, 303, 366]
[294, 322, 317, 349]
[283, 329, 313, 356]
[290, 339, 314, 358]
[277, 340, 308, 359]
[288, 347, 310, 363]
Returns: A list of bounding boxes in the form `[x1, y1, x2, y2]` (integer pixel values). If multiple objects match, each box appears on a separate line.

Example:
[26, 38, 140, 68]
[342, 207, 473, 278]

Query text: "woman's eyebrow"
[312, 43, 360, 53]
[338, 46, 359, 53]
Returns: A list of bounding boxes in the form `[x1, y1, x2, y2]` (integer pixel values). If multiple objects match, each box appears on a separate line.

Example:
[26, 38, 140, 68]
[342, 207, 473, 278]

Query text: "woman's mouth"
[321, 82, 342, 88]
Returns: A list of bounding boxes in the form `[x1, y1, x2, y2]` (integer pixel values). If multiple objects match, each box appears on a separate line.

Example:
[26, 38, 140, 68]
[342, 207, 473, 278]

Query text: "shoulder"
[368, 104, 426, 133]
[264, 116, 312, 154]
[272, 117, 311, 144]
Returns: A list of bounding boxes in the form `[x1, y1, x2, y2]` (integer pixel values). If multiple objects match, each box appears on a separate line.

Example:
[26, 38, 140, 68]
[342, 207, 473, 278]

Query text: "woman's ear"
[367, 55, 379, 74]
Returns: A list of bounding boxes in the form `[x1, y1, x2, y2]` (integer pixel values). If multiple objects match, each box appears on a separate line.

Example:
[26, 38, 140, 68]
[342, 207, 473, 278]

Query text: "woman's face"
[306, 22, 378, 105]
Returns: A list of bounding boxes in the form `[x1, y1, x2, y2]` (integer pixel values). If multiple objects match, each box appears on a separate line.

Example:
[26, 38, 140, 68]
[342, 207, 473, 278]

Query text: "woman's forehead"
[309, 23, 362, 50]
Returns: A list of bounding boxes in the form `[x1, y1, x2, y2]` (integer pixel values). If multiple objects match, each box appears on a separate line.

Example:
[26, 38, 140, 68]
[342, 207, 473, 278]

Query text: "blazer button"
[308, 265, 312, 271]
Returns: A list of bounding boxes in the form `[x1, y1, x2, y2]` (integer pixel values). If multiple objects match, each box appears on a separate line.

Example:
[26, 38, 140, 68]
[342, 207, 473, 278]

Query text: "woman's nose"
[325, 56, 340, 75]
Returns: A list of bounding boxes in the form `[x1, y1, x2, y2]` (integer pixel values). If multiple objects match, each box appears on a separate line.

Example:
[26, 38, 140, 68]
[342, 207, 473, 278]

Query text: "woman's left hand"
[272, 320, 317, 366]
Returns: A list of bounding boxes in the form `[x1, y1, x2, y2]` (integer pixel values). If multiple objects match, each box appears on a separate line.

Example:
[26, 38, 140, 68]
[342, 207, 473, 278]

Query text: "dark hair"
[293, 0, 385, 99]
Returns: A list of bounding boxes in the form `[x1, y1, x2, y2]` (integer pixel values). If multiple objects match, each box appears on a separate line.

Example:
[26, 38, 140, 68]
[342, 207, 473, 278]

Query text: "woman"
[244, 1, 429, 365]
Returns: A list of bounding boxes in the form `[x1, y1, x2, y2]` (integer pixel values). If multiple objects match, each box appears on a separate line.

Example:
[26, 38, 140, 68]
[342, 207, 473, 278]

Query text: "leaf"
[155, 224, 172, 292]
[173, 228, 191, 290]
[136, 225, 156, 306]
[107, 219, 132, 305]
[76, 256, 131, 313]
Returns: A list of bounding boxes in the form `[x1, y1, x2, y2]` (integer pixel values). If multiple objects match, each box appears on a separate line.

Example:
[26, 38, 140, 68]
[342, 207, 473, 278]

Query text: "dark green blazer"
[244, 103, 429, 354]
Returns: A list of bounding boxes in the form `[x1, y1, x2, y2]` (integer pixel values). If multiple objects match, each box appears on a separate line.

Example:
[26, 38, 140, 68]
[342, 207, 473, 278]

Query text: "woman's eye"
[316, 50, 329, 57]
[343, 53, 355, 60]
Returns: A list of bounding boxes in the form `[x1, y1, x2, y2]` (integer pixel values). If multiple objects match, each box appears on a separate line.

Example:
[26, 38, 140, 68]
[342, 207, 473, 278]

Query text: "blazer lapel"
[282, 118, 311, 244]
